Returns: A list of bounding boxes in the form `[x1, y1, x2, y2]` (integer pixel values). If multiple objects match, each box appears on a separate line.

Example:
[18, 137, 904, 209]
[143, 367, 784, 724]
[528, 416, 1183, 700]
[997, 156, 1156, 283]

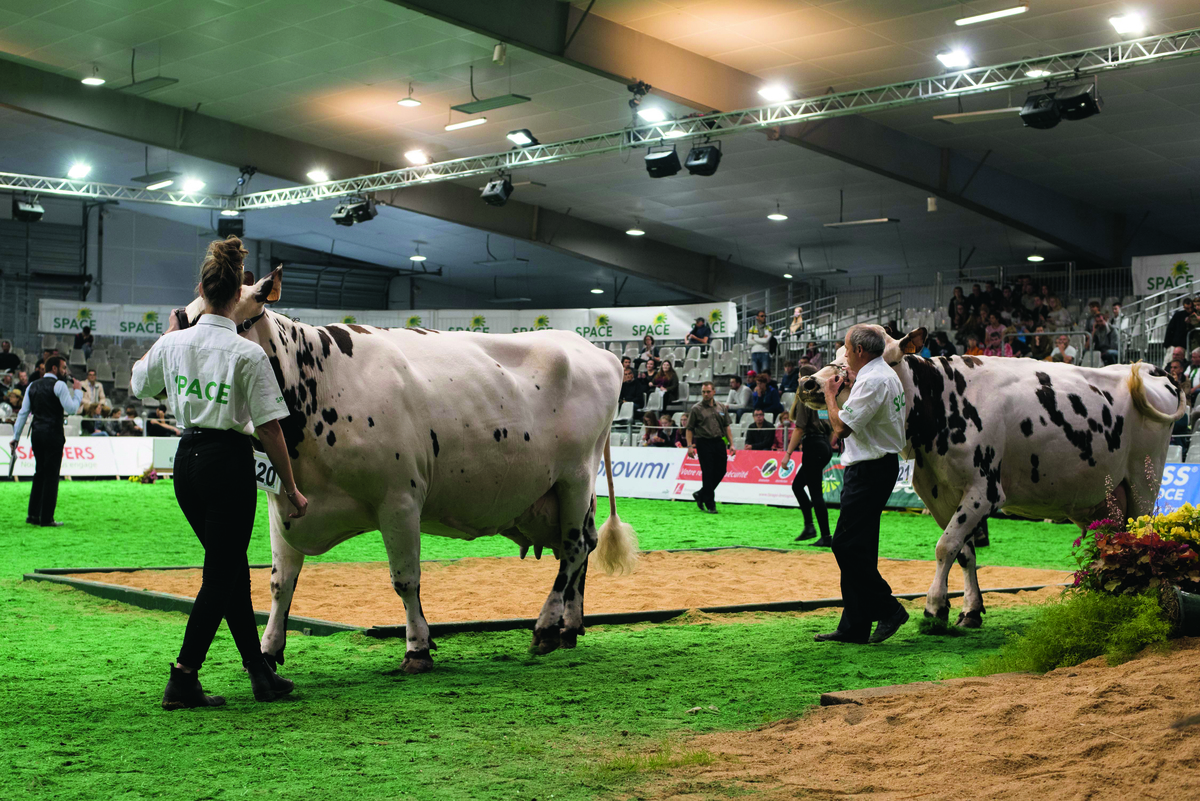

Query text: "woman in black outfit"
[782, 371, 833, 547]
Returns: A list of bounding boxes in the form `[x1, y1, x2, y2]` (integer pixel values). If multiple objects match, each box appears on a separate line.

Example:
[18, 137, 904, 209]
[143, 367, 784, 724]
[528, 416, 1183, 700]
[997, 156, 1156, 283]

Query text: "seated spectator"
[751, 375, 784, 414]
[779, 360, 800, 394]
[1165, 345, 1187, 369]
[744, 409, 776, 451]
[650, 414, 678, 447]
[998, 286, 1017, 321]
[637, 334, 658, 368]
[1168, 359, 1192, 457]
[774, 409, 792, 450]
[654, 361, 680, 405]
[983, 312, 1005, 343]
[621, 355, 632, 373]
[964, 336, 984, 357]
[966, 283, 985, 315]
[1028, 326, 1053, 360]
[108, 407, 142, 436]
[32, 359, 45, 382]
[1, 371, 12, 392]
[147, 408, 182, 437]
[947, 286, 966, 322]
[619, 367, 645, 413]
[929, 331, 956, 358]
[726, 376, 752, 418]
[243, 270, 256, 285]
[1110, 302, 1129, 334]
[1082, 301, 1102, 339]
[676, 414, 689, 447]
[1046, 295, 1073, 331]
[757, 369, 780, 390]
[685, 316, 712, 346]
[983, 327, 1012, 357]
[74, 326, 95, 359]
[954, 308, 983, 347]
[81, 369, 110, 417]
[1, 388, 20, 422]
[805, 342, 823, 370]
[0, 340, 19, 372]
[1091, 314, 1119, 367]
[1050, 334, 1076, 364]
[1008, 318, 1034, 357]
[1020, 282, 1040, 312]
[639, 412, 660, 446]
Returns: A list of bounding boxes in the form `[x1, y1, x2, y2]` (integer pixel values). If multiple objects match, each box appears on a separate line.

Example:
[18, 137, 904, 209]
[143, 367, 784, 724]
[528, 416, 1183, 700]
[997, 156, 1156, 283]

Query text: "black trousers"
[173, 428, 261, 669]
[832, 452, 902, 638]
[792, 436, 832, 537]
[695, 438, 728, 510]
[28, 431, 64, 524]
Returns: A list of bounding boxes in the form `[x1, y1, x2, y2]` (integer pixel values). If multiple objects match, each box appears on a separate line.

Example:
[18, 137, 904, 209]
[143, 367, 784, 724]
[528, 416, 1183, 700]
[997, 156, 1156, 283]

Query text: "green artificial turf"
[0, 480, 1076, 574]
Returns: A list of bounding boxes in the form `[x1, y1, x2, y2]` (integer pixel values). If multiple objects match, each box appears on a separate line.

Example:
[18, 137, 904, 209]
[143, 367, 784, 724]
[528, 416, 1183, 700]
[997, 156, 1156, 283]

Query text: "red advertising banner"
[671, 449, 824, 504]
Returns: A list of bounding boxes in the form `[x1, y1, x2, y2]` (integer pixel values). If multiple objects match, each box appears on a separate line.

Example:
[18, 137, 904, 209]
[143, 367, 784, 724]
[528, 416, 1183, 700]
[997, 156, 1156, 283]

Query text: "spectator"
[751, 375, 784, 414]
[16, 369, 29, 393]
[621, 355, 632, 373]
[637, 334, 659, 366]
[81, 369, 110, 417]
[1168, 359, 1192, 458]
[1111, 302, 1129, 334]
[1009, 317, 1034, 357]
[0, 388, 20, 422]
[1185, 349, 1200, 402]
[639, 412, 660, 446]
[998, 286, 1016, 320]
[0, 340, 19, 372]
[74, 326, 95, 359]
[964, 336, 984, 357]
[929, 331, 956, 357]
[805, 342, 823, 370]
[779, 360, 800, 394]
[747, 310, 773, 374]
[758, 369, 780, 390]
[619, 367, 645, 413]
[1090, 315, 1119, 366]
[654, 361, 680, 405]
[984, 280, 1003, 309]
[1020, 283, 1040, 312]
[1, 372, 12, 391]
[1082, 301, 1102, 339]
[650, 414, 678, 447]
[774, 409, 792, 450]
[726, 376, 752, 418]
[744, 409, 775, 450]
[643, 355, 662, 381]
[1050, 334, 1076, 364]
[108, 407, 142, 437]
[1045, 295, 1073, 331]
[966, 284, 985, 315]
[799, 356, 811, 370]
[954, 305, 983, 347]
[983, 327, 1012, 358]
[1165, 345, 1187, 369]
[147, 408, 183, 437]
[685, 316, 712, 346]
[947, 286, 966, 322]
[676, 413, 690, 447]
[984, 313, 1006, 345]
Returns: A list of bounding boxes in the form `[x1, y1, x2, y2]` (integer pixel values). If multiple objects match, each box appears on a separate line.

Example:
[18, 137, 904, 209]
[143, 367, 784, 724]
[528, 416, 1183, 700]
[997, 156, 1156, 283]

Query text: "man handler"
[11, 355, 83, 526]
[817, 326, 909, 644]
[685, 381, 735, 514]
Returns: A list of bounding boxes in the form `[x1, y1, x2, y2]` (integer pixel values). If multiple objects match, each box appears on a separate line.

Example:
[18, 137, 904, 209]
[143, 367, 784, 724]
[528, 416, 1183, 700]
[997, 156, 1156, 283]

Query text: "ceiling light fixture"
[590, 285, 604, 295]
[1109, 13, 1146, 36]
[404, 149, 429, 165]
[937, 49, 972, 69]
[626, 222, 645, 236]
[933, 107, 1022, 124]
[67, 163, 91, 180]
[506, 129, 538, 147]
[451, 65, 531, 114]
[181, 178, 205, 192]
[1025, 67, 1052, 78]
[145, 179, 174, 191]
[662, 127, 688, 139]
[644, 147, 681, 178]
[767, 203, 788, 221]
[81, 65, 105, 86]
[758, 85, 792, 102]
[445, 117, 487, 131]
[636, 106, 668, 123]
[685, 144, 722, 176]
[398, 82, 421, 107]
[220, 209, 240, 217]
[331, 199, 377, 227]
[306, 169, 330, 182]
[824, 217, 898, 228]
[410, 245, 427, 262]
[1027, 248, 1045, 262]
[956, 4, 1028, 26]
[783, 273, 793, 279]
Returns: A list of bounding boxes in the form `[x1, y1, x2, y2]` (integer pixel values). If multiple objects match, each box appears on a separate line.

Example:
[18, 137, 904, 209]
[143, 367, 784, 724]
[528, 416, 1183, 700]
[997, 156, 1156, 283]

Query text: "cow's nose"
[802, 379, 818, 392]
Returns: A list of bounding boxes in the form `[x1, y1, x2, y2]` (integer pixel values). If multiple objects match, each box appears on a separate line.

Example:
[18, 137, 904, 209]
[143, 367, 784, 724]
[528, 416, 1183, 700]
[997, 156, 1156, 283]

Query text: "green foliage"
[1072, 519, 1200, 596]
[973, 590, 1172, 674]
[916, 615, 970, 637]
[591, 742, 716, 777]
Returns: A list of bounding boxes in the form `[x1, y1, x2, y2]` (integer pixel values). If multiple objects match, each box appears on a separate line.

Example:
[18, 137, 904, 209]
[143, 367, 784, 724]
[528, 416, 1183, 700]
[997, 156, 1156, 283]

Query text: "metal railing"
[1115, 278, 1197, 366]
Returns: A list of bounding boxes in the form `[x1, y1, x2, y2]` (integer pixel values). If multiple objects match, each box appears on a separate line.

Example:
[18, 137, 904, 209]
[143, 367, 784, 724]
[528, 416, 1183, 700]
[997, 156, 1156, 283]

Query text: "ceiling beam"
[389, 0, 1197, 265]
[0, 56, 772, 299]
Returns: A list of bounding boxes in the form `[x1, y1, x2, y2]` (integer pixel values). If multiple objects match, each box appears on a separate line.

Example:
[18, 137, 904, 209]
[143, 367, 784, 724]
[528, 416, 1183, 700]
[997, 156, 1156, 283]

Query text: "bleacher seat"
[781, 392, 796, 411]
[41, 334, 57, 350]
[685, 346, 701, 362]
[711, 339, 724, 353]
[614, 401, 633, 423]
[1187, 432, 1200, 463]
[1168, 444, 1183, 463]
[69, 348, 86, 367]
[64, 416, 82, 437]
[644, 390, 663, 413]
[114, 372, 131, 392]
[94, 364, 115, 382]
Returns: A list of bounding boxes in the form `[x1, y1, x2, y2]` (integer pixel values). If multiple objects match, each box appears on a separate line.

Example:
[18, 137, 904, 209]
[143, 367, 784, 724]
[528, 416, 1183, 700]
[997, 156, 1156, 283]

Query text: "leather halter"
[237, 310, 267, 333]
[172, 307, 266, 333]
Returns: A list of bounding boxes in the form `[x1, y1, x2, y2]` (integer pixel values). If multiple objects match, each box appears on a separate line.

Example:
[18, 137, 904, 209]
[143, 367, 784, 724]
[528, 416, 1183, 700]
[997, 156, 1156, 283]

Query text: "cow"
[179, 269, 639, 674]
[799, 325, 1183, 629]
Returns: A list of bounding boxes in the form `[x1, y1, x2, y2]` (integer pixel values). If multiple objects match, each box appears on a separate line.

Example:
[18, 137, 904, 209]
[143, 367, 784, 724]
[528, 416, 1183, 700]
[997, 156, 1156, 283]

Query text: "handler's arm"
[257, 419, 308, 519]
[825, 394, 851, 439]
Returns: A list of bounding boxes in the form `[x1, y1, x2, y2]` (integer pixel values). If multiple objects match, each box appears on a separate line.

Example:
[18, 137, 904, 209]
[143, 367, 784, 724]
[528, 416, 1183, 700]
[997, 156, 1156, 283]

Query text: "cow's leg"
[261, 506, 304, 671]
[924, 485, 1002, 626]
[532, 479, 594, 656]
[560, 497, 598, 649]
[954, 535, 985, 628]
[379, 502, 433, 674]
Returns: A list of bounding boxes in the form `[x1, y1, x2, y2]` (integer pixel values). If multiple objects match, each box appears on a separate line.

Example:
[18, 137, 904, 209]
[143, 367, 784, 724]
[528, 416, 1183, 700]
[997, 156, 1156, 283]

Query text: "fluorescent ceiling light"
[626, 226, 645, 236]
[398, 97, 422, 107]
[783, 273, 793, 279]
[1027, 253, 1045, 262]
[1109, 13, 1146, 35]
[823, 218, 899, 228]
[306, 169, 330, 182]
[67, 163, 91, 179]
[933, 107, 1022, 124]
[1025, 68, 1052, 78]
[445, 117, 487, 131]
[220, 209, 240, 217]
[937, 49, 972, 69]
[181, 178, 205, 192]
[758, 84, 791, 102]
[404, 150, 429, 165]
[145, 179, 174, 190]
[636, 106, 668, 123]
[409, 254, 427, 262]
[956, 5, 1028, 26]
[661, 127, 687, 138]
[590, 287, 604, 294]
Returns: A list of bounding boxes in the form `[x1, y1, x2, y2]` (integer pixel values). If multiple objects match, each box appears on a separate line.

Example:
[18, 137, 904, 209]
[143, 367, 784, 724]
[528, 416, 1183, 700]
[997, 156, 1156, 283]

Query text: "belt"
[181, 427, 247, 441]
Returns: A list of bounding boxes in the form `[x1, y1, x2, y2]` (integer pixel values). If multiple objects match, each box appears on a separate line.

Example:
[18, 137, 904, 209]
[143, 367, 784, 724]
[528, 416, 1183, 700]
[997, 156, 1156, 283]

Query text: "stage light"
[636, 106, 668, 123]
[331, 199, 375, 226]
[67, 163, 91, 179]
[220, 209, 240, 217]
[81, 65, 105, 86]
[12, 198, 43, 222]
[1025, 68, 1051, 78]
[1019, 90, 1061, 129]
[306, 169, 330, 182]
[181, 178, 205, 192]
[397, 82, 421, 107]
[956, 5, 1027, 25]
[404, 150, 429, 165]
[644, 147, 681, 178]
[937, 49, 971, 69]
[481, 177, 513, 206]
[145, 179, 174, 190]
[506, 129, 538, 146]
[1055, 83, 1102, 120]
[767, 203, 788, 222]
[1109, 13, 1146, 35]
[758, 85, 791, 102]
[662, 127, 687, 138]
[684, 144, 721, 176]
[445, 117, 487, 131]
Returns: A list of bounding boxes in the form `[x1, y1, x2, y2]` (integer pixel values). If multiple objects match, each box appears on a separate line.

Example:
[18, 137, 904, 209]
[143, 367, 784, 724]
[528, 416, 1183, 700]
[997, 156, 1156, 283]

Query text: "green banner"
[820, 455, 926, 509]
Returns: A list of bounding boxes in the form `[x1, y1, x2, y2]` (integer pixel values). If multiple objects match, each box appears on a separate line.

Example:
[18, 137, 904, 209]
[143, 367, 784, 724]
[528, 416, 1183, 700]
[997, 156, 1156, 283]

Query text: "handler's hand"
[687, 445, 696, 459]
[287, 488, 309, 519]
[9, 439, 17, 454]
[824, 374, 844, 399]
[727, 446, 735, 457]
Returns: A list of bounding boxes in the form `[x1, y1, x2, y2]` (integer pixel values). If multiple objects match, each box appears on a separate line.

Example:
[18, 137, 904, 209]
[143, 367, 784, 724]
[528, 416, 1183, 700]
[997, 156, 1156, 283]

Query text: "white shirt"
[747, 324, 772, 354]
[1052, 344, 1078, 362]
[838, 356, 906, 466]
[12, 376, 83, 439]
[131, 314, 288, 431]
[726, 385, 752, 408]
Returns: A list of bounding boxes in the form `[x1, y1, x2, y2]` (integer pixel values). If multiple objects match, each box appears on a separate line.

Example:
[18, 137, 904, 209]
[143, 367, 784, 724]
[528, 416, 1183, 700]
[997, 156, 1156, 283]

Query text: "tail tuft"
[595, 512, 638, 576]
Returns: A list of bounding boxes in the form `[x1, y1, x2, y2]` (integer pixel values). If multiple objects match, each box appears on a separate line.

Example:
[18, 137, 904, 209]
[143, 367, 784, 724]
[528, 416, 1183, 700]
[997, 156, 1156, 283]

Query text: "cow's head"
[182, 266, 282, 346]
[799, 325, 927, 409]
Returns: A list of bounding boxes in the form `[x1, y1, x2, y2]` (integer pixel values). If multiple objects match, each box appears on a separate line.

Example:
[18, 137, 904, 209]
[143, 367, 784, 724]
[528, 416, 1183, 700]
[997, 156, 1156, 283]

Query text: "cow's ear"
[899, 327, 927, 355]
[255, 266, 282, 303]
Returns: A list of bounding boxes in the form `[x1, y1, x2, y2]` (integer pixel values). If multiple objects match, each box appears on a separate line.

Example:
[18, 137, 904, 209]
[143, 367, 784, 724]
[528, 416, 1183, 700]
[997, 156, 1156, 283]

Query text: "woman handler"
[782, 368, 833, 547]
[132, 236, 309, 709]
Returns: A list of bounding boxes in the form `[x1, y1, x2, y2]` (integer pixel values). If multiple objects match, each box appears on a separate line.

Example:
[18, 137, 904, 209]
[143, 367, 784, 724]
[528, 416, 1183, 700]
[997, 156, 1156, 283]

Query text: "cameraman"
[10, 355, 83, 526]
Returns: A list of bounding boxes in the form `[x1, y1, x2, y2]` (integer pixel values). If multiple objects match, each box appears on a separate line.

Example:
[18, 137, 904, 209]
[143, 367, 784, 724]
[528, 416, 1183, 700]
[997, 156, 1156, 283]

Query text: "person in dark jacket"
[618, 367, 645, 413]
[743, 409, 776, 450]
[1163, 297, 1196, 351]
[779, 360, 800, 393]
[751, 375, 784, 414]
[929, 332, 957, 358]
[686, 317, 712, 345]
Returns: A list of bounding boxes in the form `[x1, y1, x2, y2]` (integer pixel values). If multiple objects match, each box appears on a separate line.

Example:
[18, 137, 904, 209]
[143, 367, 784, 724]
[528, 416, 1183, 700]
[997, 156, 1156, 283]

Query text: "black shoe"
[245, 657, 294, 702]
[703, 507, 718, 514]
[162, 665, 226, 710]
[25, 517, 36, 525]
[692, 491, 705, 512]
[810, 536, 833, 548]
[795, 525, 817, 541]
[813, 629, 868, 644]
[869, 606, 910, 644]
[40, 521, 64, 527]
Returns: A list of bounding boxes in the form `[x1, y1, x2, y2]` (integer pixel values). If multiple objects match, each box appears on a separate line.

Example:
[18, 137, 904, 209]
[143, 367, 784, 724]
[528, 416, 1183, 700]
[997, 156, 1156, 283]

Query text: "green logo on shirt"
[893, 393, 906, 413]
[175, 375, 231, 405]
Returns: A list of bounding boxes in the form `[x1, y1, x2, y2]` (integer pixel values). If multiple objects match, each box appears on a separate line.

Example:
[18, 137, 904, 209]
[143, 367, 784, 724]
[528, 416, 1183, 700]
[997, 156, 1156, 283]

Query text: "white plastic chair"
[614, 401, 634, 422]
[1187, 432, 1200, 463]
[1168, 444, 1184, 463]
[69, 348, 86, 367]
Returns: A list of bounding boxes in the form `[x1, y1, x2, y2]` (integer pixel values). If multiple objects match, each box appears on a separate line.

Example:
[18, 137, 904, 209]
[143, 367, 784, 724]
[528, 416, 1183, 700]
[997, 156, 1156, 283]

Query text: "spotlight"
[1019, 90, 1061, 129]
[404, 150, 429, 165]
[1109, 13, 1146, 36]
[331, 204, 354, 226]
[481, 177, 513, 206]
[1025, 68, 1051, 78]
[81, 65, 105, 86]
[758, 85, 791, 102]
[1055, 83, 1102, 121]
[767, 203, 788, 222]
[644, 147, 681, 178]
[493, 43, 507, 65]
[398, 82, 421, 107]
[445, 117, 487, 131]
[67, 163, 91, 179]
[685, 144, 721, 176]
[146, 179, 174, 190]
[217, 218, 244, 238]
[306, 169, 330, 182]
[181, 178, 205, 192]
[330, 199, 376, 226]
[936, 49, 971, 69]
[636, 106, 668, 123]
[626, 223, 646, 236]
[662, 127, 687, 139]
[220, 209, 240, 217]
[12, 198, 43, 222]
[506, 129, 539, 147]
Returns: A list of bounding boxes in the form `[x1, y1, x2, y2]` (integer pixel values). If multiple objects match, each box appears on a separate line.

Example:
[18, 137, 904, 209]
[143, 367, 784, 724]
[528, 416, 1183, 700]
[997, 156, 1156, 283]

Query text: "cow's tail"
[1128, 361, 1185, 425]
[595, 435, 639, 576]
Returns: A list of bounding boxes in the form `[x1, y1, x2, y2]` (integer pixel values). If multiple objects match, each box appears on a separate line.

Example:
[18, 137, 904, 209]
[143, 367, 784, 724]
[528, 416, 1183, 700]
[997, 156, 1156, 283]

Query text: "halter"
[237, 309, 267, 333]
[172, 307, 266, 333]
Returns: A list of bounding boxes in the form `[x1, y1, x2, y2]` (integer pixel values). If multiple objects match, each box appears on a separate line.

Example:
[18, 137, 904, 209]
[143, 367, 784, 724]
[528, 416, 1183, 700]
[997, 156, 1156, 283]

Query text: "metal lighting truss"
[2, 27, 1198, 212]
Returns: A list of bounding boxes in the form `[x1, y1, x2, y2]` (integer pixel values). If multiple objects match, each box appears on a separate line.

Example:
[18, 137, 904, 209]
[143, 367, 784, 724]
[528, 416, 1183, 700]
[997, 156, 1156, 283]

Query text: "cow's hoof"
[559, 627, 582, 649]
[400, 649, 433, 674]
[956, 610, 984, 629]
[262, 650, 283, 672]
[920, 607, 951, 634]
[530, 626, 561, 655]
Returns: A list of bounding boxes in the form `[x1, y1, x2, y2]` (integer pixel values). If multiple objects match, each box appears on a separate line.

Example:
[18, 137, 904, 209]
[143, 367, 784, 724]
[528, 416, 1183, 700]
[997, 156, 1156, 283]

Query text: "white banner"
[577, 302, 737, 341]
[40, 300, 174, 339]
[596, 447, 687, 500]
[1131, 253, 1200, 296]
[2, 437, 154, 477]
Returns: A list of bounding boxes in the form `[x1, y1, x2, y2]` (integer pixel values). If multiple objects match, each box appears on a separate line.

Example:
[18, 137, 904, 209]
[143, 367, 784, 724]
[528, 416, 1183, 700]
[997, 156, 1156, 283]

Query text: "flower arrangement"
[1072, 509, 1200, 596]
[129, 467, 158, 485]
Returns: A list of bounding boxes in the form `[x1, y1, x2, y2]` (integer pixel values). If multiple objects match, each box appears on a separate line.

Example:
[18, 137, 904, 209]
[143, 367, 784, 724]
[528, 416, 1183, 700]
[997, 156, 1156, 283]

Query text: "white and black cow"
[800, 325, 1183, 628]
[181, 270, 638, 674]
